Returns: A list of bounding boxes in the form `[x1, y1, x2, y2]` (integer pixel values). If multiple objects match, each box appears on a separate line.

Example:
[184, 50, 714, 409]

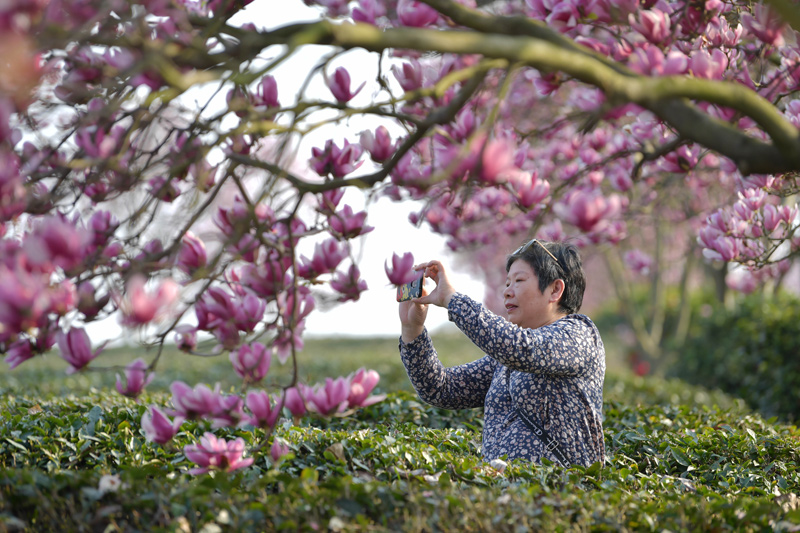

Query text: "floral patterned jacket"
[399, 293, 606, 466]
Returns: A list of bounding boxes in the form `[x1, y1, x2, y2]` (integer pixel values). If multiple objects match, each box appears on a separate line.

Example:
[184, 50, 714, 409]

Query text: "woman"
[398, 240, 605, 467]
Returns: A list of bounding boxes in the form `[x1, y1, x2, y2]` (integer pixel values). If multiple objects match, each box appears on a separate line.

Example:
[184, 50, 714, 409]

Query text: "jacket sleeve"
[399, 327, 497, 409]
[447, 293, 599, 377]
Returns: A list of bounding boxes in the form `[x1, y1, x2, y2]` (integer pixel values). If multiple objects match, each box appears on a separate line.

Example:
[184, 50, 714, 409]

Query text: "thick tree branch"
[253, 20, 800, 175]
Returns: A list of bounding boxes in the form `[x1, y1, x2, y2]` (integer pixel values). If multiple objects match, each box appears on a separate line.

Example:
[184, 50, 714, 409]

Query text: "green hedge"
[671, 292, 800, 423]
[2, 376, 799, 532]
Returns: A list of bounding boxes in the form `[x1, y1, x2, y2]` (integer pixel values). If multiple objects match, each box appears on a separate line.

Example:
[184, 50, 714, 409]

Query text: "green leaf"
[670, 447, 691, 467]
[4, 439, 28, 453]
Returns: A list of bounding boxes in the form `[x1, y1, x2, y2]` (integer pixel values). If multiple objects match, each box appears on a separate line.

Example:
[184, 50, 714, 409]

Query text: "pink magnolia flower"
[244, 390, 282, 429]
[170, 381, 225, 420]
[327, 67, 365, 103]
[189, 160, 217, 193]
[317, 188, 345, 215]
[57, 327, 103, 374]
[397, 0, 439, 27]
[629, 9, 671, 44]
[533, 71, 562, 96]
[689, 49, 728, 80]
[209, 394, 245, 429]
[118, 276, 179, 327]
[232, 291, 266, 333]
[88, 210, 119, 248]
[74, 124, 126, 159]
[0, 267, 55, 342]
[116, 358, 154, 399]
[328, 205, 374, 239]
[310, 140, 364, 178]
[545, 0, 581, 31]
[148, 176, 181, 202]
[134, 239, 171, 270]
[4, 339, 36, 370]
[0, 151, 25, 222]
[629, 46, 688, 76]
[240, 260, 291, 299]
[352, 0, 386, 24]
[306, 377, 350, 415]
[385, 252, 418, 285]
[706, 16, 742, 47]
[270, 437, 290, 462]
[283, 386, 308, 418]
[331, 264, 369, 302]
[610, 39, 634, 62]
[738, 187, 767, 212]
[608, 166, 634, 192]
[22, 214, 91, 274]
[252, 74, 279, 109]
[701, 234, 740, 262]
[659, 144, 700, 172]
[726, 269, 759, 294]
[391, 60, 424, 92]
[761, 203, 782, 233]
[141, 406, 184, 445]
[214, 194, 273, 236]
[230, 342, 272, 382]
[177, 231, 207, 275]
[741, 4, 785, 46]
[391, 150, 432, 188]
[347, 368, 386, 408]
[512, 172, 549, 209]
[278, 287, 316, 324]
[298, 238, 348, 279]
[623, 249, 653, 276]
[174, 325, 198, 352]
[575, 36, 609, 56]
[184, 433, 254, 475]
[170, 381, 244, 428]
[479, 138, 516, 184]
[360, 126, 395, 163]
[273, 324, 306, 365]
[762, 204, 796, 234]
[450, 108, 477, 141]
[76, 281, 109, 321]
[554, 189, 621, 233]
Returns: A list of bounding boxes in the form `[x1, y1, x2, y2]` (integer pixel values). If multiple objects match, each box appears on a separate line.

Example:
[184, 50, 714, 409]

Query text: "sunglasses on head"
[514, 239, 560, 265]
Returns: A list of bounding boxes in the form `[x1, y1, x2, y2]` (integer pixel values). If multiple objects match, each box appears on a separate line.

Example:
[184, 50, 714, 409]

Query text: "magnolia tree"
[3, 0, 800, 471]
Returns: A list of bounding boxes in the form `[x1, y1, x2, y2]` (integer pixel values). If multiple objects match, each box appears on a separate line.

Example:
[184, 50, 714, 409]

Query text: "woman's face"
[503, 259, 561, 329]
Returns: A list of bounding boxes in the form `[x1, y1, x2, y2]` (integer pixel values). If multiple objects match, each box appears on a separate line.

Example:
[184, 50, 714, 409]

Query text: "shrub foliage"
[2, 374, 799, 532]
[672, 292, 800, 423]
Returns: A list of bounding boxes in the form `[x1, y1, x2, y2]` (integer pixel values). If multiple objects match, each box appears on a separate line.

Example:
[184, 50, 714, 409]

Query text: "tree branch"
[254, 20, 800, 175]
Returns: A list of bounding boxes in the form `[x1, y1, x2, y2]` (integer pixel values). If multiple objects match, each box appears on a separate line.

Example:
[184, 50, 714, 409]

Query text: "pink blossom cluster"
[279, 368, 387, 418]
[138, 366, 384, 472]
[697, 188, 799, 269]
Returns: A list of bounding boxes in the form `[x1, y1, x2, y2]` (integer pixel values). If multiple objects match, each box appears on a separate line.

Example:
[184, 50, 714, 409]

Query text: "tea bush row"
[2, 374, 799, 532]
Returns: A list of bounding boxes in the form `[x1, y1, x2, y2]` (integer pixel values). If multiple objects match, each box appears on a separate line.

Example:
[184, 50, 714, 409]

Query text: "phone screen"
[397, 272, 424, 302]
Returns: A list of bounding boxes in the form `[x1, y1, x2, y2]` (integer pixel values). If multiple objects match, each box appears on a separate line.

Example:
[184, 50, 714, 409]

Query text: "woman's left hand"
[413, 260, 456, 308]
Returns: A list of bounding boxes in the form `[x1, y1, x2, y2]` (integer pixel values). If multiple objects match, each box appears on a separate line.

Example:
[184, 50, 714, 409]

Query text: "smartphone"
[397, 271, 424, 302]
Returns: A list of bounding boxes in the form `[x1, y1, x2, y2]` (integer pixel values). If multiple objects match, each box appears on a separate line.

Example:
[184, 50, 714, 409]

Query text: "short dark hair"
[505, 240, 585, 315]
